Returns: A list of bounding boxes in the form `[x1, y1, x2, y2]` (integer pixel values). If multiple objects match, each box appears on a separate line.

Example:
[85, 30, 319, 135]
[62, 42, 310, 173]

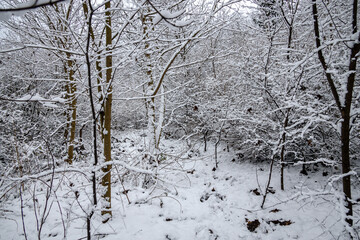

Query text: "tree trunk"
[65, 54, 77, 165]
[312, 0, 360, 227]
[84, 1, 98, 237]
[96, 56, 105, 140]
[341, 110, 352, 226]
[101, 0, 112, 221]
[48, 2, 76, 165]
[204, 130, 209, 152]
[155, 85, 165, 151]
[142, 5, 159, 156]
[280, 113, 289, 191]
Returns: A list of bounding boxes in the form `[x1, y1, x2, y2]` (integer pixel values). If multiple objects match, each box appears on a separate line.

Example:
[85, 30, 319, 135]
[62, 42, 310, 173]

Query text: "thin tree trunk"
[84, 1, 97, 237]
[82, 1, 104, 139]
[341, 110, 352, 225]
[142, 5, 158, 156]
[280, 113, 289, 191]
[261, 155, 276, 208]
[65, 53, 77, 164]
[279, 1, 299, 190]
[155, 85, 165, 150]
[101, 0, 112, 221]
[96, 56, 105, 140]
[50, 2, 76, 165]
[204, 130, 209, 152]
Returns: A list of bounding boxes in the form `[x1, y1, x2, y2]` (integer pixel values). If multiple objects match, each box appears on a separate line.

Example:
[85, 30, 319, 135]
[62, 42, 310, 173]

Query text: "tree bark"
[280, 113, 289, 191]
[65, 53, 77, 165]
[101, 0, 112, 221]
[142, 4, 160, 156]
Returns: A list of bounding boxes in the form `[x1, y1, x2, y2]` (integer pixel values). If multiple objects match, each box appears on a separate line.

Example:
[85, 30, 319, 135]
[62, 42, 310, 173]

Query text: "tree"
[312, 0, 359, 227]
[101, 0, 113, 221]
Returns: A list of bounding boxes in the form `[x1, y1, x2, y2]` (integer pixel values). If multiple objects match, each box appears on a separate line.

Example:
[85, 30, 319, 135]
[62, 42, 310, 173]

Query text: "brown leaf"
[246, 219, 260, 232]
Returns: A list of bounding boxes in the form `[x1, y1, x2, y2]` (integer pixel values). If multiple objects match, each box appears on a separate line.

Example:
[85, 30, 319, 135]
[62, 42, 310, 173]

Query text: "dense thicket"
[0, 0, 359, 238]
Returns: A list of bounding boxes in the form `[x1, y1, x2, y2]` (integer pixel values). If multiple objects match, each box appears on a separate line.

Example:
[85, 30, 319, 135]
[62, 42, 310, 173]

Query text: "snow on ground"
[0, 131, 357, 239]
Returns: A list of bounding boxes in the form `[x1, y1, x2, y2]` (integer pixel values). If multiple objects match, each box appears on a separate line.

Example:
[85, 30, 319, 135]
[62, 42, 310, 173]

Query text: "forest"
[0, 0, 359, 239]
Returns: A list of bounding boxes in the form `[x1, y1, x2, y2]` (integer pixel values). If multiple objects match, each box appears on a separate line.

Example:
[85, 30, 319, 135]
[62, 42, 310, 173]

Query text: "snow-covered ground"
[0, 132, 358, 239]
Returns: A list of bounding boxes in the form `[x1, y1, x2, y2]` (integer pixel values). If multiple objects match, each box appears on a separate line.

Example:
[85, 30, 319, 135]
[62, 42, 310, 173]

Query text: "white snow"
[0, 12, 12, 22]
[16, 0, 37, 8]
[160, 9, 185, 19]
[17, 94, 32, 101]
[51, 96, 66, 103]
[153, 9, 186, 25]
[17, 93, 45, 101]
[153, 14, 162, 25]
[29, 93, 46, 101]
[0, 0, 57, 19]
[0, 131, 357, 239]
[43, 102, 58, 108]
[175, 19, 193, 27]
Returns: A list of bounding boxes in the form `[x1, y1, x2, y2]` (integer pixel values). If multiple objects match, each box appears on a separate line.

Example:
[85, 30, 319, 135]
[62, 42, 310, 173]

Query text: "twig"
[38, 139, 57, 240]
[19, 184, 28, 240]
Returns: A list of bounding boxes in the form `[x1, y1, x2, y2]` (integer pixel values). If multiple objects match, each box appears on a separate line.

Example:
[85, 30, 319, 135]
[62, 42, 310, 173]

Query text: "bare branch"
[0, 0, 67, 12]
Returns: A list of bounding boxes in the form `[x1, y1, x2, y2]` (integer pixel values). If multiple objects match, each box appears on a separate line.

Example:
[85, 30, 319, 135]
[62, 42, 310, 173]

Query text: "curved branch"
[0, 0, 67, 12]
